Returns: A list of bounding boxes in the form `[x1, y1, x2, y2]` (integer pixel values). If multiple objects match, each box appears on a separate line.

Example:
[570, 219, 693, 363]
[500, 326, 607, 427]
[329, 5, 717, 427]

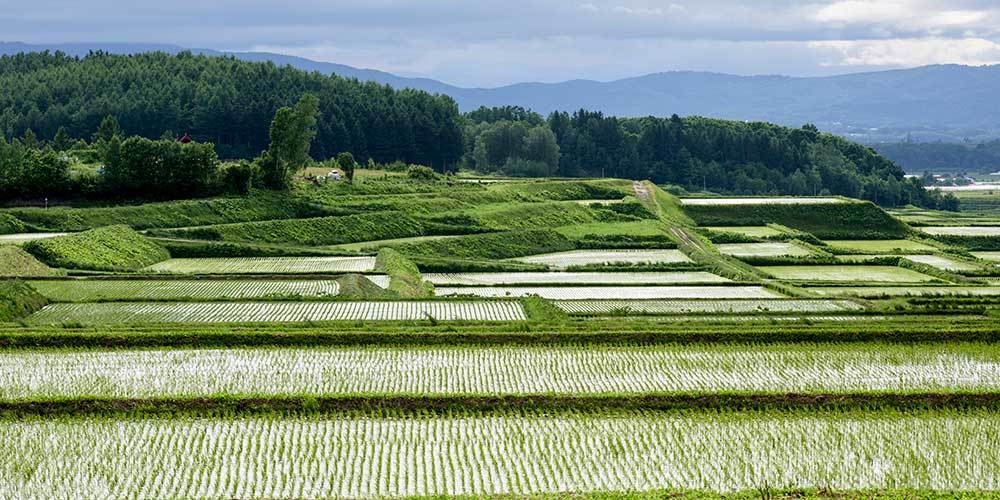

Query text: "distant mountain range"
[4, 41, 1000, 143]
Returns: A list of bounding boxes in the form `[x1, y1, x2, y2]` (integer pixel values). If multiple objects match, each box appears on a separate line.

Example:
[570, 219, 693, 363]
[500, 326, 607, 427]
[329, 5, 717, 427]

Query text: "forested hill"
[0, 51, 464, 165]
[0, 51, 939, 207]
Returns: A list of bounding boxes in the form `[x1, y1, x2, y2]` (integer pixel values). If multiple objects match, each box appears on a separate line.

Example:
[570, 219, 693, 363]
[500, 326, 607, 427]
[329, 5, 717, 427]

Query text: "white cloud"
[814, 1, 990, 30]
[810, 37, 1000, 67]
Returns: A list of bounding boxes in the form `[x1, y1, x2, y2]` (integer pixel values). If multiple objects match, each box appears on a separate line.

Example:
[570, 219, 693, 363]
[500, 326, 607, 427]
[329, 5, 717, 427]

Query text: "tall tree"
[259, 93, 320, 189]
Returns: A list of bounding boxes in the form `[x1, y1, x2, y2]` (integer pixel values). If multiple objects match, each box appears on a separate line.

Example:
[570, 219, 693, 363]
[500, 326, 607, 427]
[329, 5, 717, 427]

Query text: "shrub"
[407, 165, 437, 181]
[0, 213, 29, 234]
[0, 281, 47, 321]
[24, 225, 170, 271]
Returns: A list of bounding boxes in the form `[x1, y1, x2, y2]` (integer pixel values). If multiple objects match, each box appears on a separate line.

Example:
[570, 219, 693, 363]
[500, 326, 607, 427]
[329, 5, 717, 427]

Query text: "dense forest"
[462, 107, 945, 208]
[874, 141, 1000, 174]
[0, 51, 951, 208]
[0, 51, 463, 166]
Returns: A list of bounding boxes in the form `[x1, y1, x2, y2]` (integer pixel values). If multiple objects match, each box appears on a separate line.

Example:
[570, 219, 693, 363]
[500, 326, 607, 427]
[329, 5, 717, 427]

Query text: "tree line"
[463, 106, 956, 209]
[0, 51, 955, 209]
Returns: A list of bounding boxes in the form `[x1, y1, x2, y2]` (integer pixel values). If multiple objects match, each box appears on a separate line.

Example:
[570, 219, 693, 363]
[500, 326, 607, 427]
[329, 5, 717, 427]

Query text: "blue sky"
[2, 0, 999, 86]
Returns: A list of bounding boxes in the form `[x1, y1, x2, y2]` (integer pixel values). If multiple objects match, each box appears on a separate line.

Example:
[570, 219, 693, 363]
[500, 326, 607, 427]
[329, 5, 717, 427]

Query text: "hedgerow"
[23, 225, 169, 271]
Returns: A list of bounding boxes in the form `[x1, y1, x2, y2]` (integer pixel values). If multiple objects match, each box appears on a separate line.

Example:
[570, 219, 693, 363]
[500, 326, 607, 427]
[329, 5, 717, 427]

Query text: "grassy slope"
[685, 201, 911, 239]
[0, 246, 61, 277]
[0, 281, 47, 321]
[23, 225, 170, 272]
[375, 248, 434, 298]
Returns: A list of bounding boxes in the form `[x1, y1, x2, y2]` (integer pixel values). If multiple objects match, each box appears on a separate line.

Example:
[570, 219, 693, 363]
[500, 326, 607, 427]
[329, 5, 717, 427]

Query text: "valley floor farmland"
[2, 409, 998, 498]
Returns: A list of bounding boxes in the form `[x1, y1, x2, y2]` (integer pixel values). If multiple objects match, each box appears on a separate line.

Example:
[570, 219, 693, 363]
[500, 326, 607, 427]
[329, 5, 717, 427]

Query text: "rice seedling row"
[28, 280, 342, 302]
[3, 343, 999, 399]
[919, 226, 1000, 236]
[823, 240, 937, 253]
[435, 286, 782, 300]
[704, 226, 784, 237]
[143, 256, 377, 274]
[1, 409, 997, 497]
[715, 242, 812, 257]
[555, 299, 861, 315]
[902, 255, 980, 272]
[513, 249, 691, 269]
[758, 265, 938, 283]
[27, 301, 527, 324]
[680, 197, 845, 205]
[423, 271, 730, 286]
[809, 286, 1000, 298]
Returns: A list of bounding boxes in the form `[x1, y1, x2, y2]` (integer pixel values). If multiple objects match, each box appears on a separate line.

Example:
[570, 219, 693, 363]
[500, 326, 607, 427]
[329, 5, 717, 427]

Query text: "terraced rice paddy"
[27, 301, 526, 324]
[513, 249, 691, 269]
[902, 255, 980, 272]
[28, 279, 342, 301]
[0, 343, 996, 399]
[423, 271, 729, 286]
[715, 242, 811, 257]
[824, 240, 936, 252]
[919, 226, 1000, 236]
[810, 287, 1000, 298]
[2, 409, 997, 497]
[436, 285, 781, 300]
[680, 197, 844, 205]
[705, 226, 784, 237]
[556, 299, 860, 315]
[759, 265, 938, 283]
[144, 256, 377, 274]
[973, 251, 1000, 262]
[0, 232, 67, 243]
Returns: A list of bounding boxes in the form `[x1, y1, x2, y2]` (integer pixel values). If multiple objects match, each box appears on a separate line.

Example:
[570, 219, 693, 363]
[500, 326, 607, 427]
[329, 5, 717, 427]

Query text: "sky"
[2, 0, 1000, 87]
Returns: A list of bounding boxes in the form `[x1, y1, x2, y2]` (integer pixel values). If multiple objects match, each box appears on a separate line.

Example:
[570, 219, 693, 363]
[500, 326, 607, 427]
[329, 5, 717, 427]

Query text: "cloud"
[2, 0, 1000, 86]
[810, 37, 1000, 67]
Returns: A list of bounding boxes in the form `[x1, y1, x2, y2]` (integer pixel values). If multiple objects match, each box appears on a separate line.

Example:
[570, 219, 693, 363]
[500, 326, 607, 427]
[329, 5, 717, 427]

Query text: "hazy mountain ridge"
[3, 42, 999, 143]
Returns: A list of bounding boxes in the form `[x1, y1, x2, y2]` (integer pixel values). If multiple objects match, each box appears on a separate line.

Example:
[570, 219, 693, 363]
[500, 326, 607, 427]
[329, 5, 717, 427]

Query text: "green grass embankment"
[24, 225, 169, 272]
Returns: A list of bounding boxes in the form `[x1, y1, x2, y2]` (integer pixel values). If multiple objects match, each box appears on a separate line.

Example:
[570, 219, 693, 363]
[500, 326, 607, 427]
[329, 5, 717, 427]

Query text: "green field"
[825, 239, 937, 252]
[29, 279, 344, 301]
[758, 265, 939, 282]
[716, 242, 811, 257]
[145, 256, 377, 274]
[28, 301, 528, 324]
[705, 226, 784, 237]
